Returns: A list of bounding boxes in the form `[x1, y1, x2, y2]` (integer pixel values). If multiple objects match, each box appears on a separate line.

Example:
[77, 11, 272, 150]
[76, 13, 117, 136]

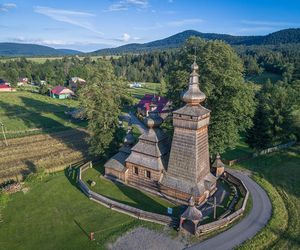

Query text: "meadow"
[0, 171, 160, 250]
[0, 91, 86, 137]
[0, 146, 298, 249]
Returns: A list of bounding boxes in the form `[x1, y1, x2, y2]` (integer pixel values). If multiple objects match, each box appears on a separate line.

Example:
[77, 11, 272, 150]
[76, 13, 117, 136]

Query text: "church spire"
[182, 60, 206, 105]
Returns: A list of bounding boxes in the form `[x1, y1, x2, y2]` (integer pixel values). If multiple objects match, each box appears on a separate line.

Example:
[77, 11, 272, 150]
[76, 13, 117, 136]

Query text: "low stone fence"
[77, 162, 174, 226]
[196, 171, 249, 235]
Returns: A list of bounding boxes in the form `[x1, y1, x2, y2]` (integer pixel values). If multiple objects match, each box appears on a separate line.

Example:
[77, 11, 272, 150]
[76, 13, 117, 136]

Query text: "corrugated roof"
[51, 86, 74, 95]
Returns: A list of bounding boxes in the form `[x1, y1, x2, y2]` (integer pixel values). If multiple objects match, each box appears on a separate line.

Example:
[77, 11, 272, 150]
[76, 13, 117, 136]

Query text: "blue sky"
[0, 0, 300, 52]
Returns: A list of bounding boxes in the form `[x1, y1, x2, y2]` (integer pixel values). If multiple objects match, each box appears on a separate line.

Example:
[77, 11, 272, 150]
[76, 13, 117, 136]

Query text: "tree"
[158, 77, 167, 96]
[166, 37, 256, 155]
[246, 80, 298, 150]
[79, 60, 131, 156]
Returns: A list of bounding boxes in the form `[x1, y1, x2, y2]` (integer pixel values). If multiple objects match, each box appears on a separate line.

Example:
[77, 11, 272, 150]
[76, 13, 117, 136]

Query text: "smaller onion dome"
[144, 103, 163, 129]
[212, 153, 225, 169]
[124, 127, 135, 146]
[181, 196, 203, 222]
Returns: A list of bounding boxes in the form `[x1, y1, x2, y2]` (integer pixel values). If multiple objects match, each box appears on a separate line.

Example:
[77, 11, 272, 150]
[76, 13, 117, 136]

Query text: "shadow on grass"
[74, 219, 90, 239]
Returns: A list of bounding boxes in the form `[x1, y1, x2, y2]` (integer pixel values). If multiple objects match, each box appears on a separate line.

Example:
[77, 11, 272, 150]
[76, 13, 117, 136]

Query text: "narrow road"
[188, 169, 272, 250]
[127, 112, 148, 134]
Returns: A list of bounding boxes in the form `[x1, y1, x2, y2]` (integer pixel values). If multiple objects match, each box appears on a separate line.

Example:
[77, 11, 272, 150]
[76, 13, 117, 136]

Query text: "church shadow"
[113, 181, 180, 216]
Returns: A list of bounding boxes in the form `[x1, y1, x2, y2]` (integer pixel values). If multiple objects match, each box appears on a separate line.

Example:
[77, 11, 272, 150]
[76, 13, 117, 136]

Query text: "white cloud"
[122, 33, 131, 42]
[105, 0, 149, 12]
[167, 18, 204, 27]
[0, 2, 16, 12]
[34, 6, 103, 35]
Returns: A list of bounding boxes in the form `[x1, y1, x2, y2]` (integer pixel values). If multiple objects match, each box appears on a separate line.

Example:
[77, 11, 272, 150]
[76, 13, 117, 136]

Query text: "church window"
[145, 170, 151, 179]
[134, 166, 139, 175]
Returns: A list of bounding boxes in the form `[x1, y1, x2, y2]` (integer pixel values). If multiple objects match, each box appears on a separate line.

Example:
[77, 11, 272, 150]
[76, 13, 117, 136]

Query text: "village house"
[137, 94, 172, 119]
[50, 86, 74, 99]
[68, 77, 86, 92]
[129, 82, 143, 88]
[17, 77, 29, 86]
[0, 79, 15, 92]
[104, 61, 217, 204]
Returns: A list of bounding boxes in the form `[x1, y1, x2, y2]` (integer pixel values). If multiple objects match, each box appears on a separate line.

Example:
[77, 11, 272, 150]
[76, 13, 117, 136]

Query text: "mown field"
[0, 55, 120, 63]
[0, 129, 89, 183]
[128, 82, 161, 101]
[0, 171, 160, 250]
[82, 166, 180, 216]
[0, 146, 298, 249]
[0, 91, 86, 137]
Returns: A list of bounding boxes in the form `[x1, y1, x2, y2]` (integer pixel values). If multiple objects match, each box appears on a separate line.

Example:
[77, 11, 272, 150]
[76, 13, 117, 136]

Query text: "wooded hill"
[92, 28, 300, 55]
[0, 43, 81, 56]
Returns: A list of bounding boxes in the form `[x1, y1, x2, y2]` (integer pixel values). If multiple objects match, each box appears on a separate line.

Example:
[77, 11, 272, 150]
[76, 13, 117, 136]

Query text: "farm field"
[128, 82, 161, 101]
[0, 171, 160, 250]
[0, 129, 89, 183]
[0, 55, 120, 63]
[0, 91, 86, 137]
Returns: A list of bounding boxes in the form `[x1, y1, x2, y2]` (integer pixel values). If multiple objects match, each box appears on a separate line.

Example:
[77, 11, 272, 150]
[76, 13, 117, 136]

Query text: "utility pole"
[0, 122, 8, 146]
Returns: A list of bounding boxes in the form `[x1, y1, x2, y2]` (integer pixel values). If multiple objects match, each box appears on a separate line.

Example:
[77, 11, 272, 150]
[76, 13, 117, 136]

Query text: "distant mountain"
[92, 28, 300, 55]
[0, 43, 82, 56]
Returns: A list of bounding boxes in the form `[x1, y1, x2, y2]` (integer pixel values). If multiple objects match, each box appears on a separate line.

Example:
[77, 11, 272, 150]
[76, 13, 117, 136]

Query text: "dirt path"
[108, 227, 186, 250]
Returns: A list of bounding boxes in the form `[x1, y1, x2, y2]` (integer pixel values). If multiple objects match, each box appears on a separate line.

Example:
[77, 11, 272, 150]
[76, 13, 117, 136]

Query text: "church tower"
[160, 61, 216, 204]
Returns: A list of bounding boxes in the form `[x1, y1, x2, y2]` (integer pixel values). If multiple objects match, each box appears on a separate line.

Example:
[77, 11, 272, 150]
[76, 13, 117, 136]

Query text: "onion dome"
[144, 103, 163, 129]
[182, 61, 206, 105]
[181, 196, 203, 221]
[212, 153, 225, 168]
[124, 127, 135, 146]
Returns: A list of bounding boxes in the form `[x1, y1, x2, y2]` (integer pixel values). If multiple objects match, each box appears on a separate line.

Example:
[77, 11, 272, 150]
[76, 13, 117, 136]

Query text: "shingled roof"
[104, 127, 135, 172]
[125, 106, 170, 171]
[181, 197, 203, 222]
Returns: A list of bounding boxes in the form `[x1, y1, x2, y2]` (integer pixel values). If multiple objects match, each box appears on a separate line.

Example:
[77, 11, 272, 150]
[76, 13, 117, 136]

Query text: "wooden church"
[105, 60, 217, 204]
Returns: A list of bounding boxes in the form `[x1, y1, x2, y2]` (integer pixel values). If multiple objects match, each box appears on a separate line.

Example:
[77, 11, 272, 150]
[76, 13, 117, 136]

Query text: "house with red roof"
[0, 79, 15, 92]
[137, 94, 172, 118]
[50, 86, 74, 99]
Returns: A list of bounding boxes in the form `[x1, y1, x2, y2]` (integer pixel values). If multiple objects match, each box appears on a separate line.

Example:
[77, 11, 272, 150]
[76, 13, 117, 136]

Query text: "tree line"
[0, 38, 299, 158]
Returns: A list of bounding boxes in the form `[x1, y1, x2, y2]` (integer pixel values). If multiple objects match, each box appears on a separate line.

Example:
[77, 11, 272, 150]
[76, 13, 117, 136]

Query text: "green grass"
[0, 172, 161, 250]
[0, 55, 120, 64]
[82, 166, 181, 216]
[235, 145, 300, 249]
[246, 71, 282, 84]
[0, 91, 86, 136]
[128, 82, 161, 102]
[222, 134, 254, 161]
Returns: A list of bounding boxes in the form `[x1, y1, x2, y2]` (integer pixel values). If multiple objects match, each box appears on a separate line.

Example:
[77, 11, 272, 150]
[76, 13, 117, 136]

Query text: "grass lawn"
[128, 82, 161, 102]
[82, 166, 181, 216]
[235, 145, 300, 249]
[0, 91, 86, 136]
[222, 134, 254, 161]
[0, 172, 160, 250]
[246, 71, 282, 84]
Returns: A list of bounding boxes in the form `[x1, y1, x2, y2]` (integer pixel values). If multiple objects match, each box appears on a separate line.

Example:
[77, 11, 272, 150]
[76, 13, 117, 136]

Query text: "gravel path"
[108, 227, 185, 250]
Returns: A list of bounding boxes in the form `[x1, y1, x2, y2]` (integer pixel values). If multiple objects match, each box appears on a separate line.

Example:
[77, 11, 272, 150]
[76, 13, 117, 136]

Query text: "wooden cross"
[206, 196, 224, 220]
